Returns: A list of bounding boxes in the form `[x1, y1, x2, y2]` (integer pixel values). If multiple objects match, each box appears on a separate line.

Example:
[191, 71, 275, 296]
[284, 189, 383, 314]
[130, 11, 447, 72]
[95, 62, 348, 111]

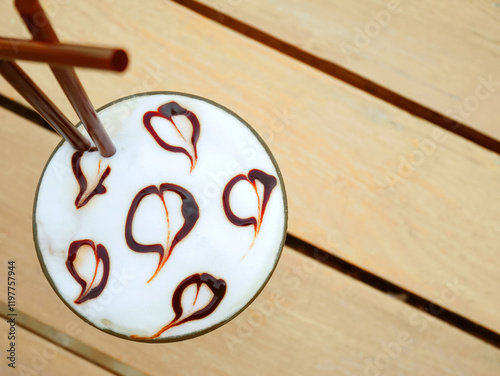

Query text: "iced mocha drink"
[33, 92, 287, 342]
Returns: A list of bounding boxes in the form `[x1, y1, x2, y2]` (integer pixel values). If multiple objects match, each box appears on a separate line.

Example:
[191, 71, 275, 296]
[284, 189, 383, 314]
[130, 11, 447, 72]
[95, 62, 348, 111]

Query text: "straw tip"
[111, 49, 129, 72]
[15, 0, 40, 14]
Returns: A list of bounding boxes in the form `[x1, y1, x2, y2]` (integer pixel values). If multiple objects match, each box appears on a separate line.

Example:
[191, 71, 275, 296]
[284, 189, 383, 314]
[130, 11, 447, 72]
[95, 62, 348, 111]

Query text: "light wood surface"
[1, 0, 499, 374]
[198, 0, 500, 140]
[0, 110, 499, 376]
[1, 0, 499, 333]
[0, 319, 114, 376]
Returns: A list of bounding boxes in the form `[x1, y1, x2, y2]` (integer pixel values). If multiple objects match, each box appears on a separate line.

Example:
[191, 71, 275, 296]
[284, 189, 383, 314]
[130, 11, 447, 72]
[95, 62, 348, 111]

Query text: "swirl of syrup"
[72, 147, 111, 209]
[143, 102, 200, 172]
[125, 183, 200, 282]
[131, 273, 226, 340]
[66, 239, 110, 304]
[222, 169, 277, 243]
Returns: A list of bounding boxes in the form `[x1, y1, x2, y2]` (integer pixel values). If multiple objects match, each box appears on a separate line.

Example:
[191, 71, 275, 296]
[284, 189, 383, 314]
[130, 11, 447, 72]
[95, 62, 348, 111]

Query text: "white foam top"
[34, 93, 286, 341]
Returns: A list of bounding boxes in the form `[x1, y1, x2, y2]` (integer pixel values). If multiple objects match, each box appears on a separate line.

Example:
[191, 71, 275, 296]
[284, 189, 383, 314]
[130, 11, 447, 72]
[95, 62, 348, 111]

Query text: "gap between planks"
[0, 302, 147, 376]
[285, 234, 500, 349]
[169, 0, 500, 155]
[1, 99, 500, 351]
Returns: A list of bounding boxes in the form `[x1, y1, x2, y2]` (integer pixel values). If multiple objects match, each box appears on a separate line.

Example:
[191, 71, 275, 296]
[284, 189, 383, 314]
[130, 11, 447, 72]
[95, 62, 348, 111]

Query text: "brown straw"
[15, 0, 116, 157]
[0, 38, 128, 72]
[0, 60, 91, 151]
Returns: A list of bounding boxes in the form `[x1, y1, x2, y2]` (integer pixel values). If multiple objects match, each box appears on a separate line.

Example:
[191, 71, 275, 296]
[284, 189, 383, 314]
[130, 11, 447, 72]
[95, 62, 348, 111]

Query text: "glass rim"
[32, 91, 288, 343]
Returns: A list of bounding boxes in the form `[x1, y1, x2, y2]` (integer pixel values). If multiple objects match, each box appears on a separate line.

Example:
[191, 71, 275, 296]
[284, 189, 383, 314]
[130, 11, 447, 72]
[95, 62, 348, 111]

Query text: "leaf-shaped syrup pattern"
[223, 169, 277, 247]
[131, 273, 226, 340]
[66, 240, 110, 304]
[143, 102, 200, 172]
[125, 183, 200, 283]
[72, 147, 111, 209]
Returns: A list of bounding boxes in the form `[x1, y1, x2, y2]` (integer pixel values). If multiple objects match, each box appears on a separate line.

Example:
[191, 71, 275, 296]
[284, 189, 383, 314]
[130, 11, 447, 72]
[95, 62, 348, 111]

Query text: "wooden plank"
[0, 320, 114, 376]
[0, 0, 499, 334]
[0, 111, 499, 375]
[196, 0, 500, 141]
[0, 301, 146, 376]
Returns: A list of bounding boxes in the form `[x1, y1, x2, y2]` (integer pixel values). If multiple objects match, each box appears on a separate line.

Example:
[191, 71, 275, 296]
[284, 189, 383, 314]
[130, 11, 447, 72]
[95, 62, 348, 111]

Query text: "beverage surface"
[34, 93, 287, 341]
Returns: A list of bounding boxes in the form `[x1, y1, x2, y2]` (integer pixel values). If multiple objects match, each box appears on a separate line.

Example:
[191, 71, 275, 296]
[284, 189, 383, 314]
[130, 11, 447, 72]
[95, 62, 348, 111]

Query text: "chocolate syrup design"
[72, 148, 111, 209]
[223, 169, 277, 245]
[125, 184, 200, 283]
[143, 102, 200, 172]
[66, 240, 110, 304]
[131, 273, 226, 340]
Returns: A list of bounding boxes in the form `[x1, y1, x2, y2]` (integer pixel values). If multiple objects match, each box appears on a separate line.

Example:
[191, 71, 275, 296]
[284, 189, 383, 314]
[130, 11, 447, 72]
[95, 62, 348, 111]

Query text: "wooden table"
[1, 1, 500, 375]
